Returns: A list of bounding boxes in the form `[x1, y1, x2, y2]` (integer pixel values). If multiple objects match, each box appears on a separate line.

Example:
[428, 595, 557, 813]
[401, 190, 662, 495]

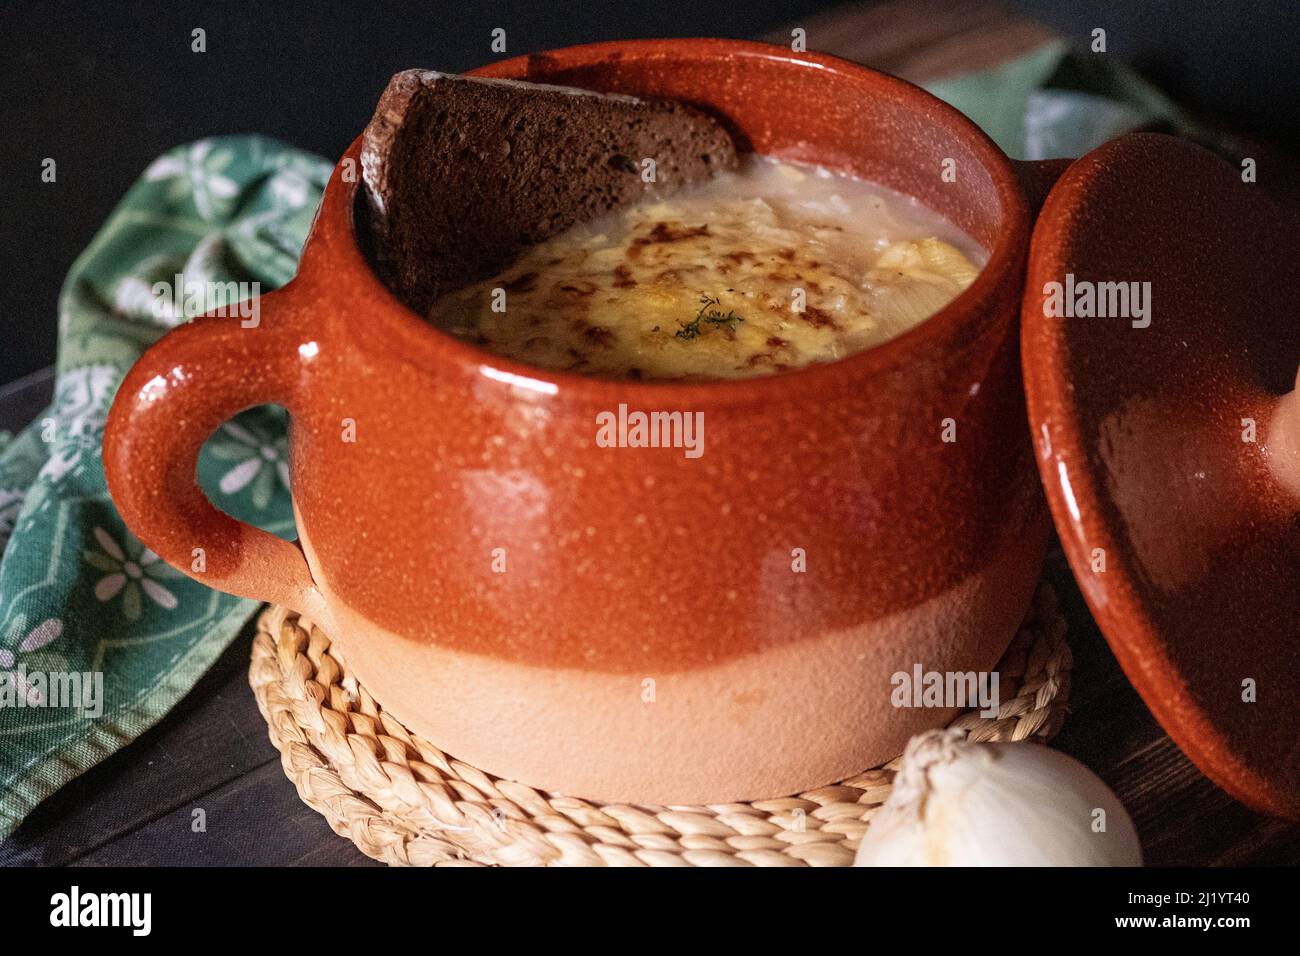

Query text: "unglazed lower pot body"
[104, 40, 1047, 803]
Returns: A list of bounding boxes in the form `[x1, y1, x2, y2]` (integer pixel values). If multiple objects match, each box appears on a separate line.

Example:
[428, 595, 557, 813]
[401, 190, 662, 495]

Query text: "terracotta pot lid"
[1022, 132, 1300, 819]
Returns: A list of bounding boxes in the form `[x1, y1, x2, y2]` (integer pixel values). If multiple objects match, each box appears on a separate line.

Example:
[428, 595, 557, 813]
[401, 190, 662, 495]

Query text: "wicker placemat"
[249, 582, 1071, 866]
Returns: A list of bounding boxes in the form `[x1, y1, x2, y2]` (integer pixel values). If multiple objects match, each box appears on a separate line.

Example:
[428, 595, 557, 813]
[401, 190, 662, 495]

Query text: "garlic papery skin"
[854, 729, 1142, 867]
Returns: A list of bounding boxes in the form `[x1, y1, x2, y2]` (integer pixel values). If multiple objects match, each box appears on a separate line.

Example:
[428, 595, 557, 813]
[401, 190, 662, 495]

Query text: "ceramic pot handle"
[103, 289, 322, 617]
[1013, 158, 1074, 217]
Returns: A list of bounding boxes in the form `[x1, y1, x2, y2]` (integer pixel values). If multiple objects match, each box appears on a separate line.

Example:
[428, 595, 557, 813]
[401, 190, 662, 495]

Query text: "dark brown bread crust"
[360, 70, 738, 314]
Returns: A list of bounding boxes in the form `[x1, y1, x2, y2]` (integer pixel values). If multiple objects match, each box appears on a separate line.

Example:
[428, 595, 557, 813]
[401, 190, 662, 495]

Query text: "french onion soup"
[431, 155, 984, 380]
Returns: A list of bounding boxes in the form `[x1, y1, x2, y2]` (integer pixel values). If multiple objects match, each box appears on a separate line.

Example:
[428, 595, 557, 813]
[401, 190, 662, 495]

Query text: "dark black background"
[2, 0, 1297, 387]
[0, 864, 1285, 940]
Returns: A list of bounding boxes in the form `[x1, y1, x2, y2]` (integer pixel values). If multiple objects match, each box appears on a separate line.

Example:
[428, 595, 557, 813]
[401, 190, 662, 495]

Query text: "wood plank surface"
[764, 0, 1058, 81]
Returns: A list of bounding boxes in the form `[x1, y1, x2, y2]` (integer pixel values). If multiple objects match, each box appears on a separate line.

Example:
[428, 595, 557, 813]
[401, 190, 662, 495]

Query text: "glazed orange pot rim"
[298, 38, 1032, 408]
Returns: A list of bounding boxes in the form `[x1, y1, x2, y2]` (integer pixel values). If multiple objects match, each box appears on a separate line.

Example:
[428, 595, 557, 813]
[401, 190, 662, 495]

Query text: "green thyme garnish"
[676, 295, 745, 340]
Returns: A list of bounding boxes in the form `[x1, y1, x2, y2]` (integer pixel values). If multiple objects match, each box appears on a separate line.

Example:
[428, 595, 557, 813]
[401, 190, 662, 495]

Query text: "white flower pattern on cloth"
[110, 239, 231, 328]
[208, 419, 290, 510]
[143, 140, 240, 222]
[0, 617, 64, 706]
[55, 365, 119, 438]
[84, 527, 181, 621]
[34, 365, 122, 489]
[36, 448, 82, 485]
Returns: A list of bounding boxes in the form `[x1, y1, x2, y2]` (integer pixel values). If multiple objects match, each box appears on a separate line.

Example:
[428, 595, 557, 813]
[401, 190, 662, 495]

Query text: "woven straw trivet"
[249, 581, 1071, 866]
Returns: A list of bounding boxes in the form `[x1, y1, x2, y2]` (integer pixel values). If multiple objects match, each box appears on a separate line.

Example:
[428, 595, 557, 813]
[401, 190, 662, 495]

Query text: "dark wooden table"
[3, 1, 1297, 866]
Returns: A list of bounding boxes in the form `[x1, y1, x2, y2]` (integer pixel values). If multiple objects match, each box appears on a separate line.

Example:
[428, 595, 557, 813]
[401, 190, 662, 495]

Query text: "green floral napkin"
[0, 43, 1197, 841]
[922, 40, 1195, 160]
[0, 137, 331, 839]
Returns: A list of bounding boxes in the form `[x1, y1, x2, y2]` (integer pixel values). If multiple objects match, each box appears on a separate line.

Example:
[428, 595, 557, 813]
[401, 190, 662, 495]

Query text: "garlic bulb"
[855, 729, 1142, 867]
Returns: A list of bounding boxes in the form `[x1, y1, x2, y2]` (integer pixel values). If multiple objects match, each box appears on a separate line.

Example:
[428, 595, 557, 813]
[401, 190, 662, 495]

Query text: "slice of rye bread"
[360, 70, 739, 314]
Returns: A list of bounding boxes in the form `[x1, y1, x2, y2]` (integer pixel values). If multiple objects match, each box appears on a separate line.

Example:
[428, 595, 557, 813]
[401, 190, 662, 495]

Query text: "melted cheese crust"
[432, 159, 981, 380]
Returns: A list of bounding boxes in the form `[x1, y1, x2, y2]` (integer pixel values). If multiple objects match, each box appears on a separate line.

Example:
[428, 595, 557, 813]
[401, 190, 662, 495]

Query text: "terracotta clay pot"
[103, 39, 1058, 803]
